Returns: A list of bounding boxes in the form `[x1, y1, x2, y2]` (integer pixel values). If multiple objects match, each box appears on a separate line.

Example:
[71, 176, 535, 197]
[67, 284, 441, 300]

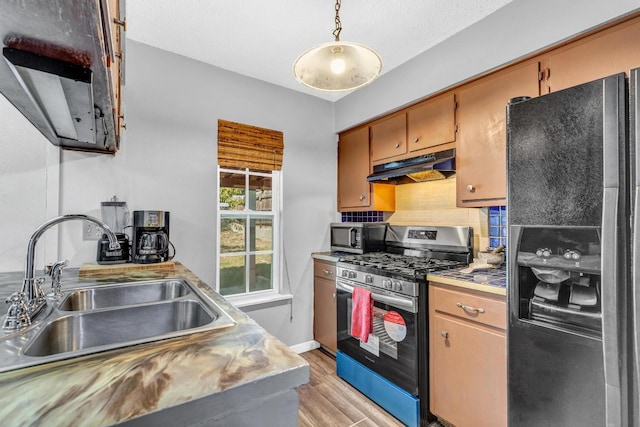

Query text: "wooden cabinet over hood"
[0, 0, 124, 154]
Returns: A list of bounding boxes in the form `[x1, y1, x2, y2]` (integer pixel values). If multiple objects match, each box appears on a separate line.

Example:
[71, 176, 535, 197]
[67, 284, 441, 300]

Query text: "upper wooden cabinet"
[456, 61, 540, 208]
[371, 114, 407, 162]
[407, 92, 457, 154]
[540, 17, 640, 94]
[337, 127, 395, 212]
[371, 92, 457, 164]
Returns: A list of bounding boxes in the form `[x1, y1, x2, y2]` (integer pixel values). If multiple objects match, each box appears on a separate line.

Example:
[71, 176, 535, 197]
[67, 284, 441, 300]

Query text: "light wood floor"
[298, 349, 405, 427]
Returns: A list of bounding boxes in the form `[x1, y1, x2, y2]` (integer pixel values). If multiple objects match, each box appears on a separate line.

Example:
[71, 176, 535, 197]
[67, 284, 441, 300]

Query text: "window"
[216, 120, 283, 300]
[218, 168, 280, 296]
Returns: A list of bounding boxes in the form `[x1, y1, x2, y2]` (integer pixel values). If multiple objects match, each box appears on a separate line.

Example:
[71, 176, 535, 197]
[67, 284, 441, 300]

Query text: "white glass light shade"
[293, 41, 382, 92]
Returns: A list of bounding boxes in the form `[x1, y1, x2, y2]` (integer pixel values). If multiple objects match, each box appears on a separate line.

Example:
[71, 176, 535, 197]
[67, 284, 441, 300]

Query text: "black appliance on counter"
[330, 222, 387, 254]
[506, 70, 640, 426]
[96, 197, 130, 265]
[132, 210, 171, 264]
[335, 225, 473, 427]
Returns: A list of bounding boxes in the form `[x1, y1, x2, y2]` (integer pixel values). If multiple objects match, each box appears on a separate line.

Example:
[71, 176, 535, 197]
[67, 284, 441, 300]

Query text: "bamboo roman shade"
[217, 119, 284, 172]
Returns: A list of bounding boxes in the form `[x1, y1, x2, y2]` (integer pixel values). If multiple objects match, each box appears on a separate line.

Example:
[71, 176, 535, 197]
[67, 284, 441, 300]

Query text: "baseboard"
[289, 340, 320, 354]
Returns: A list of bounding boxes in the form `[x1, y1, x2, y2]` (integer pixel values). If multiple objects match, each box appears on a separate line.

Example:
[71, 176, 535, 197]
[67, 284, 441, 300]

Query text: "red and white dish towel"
[351, 286, 373, 343]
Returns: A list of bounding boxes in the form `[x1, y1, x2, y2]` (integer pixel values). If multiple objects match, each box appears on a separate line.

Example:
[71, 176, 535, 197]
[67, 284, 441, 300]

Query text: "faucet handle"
[46, 260, 69, 299]
[3, 292, 31, 330]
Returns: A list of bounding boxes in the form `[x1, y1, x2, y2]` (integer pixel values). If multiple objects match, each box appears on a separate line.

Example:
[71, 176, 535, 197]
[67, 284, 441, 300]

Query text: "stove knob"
[341, 270, 349, 278]
[383, 279, 392, 290]
[348, 271, 357, 279]
[365, 274, 373, 284]
[393, 281, 403, 292]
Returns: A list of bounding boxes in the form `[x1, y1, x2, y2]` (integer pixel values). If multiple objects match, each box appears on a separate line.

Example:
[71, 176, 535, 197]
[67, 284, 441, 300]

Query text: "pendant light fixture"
[293, 0, 382, 92]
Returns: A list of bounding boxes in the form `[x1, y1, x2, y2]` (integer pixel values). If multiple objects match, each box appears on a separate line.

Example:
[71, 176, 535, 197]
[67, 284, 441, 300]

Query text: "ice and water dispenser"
[512, 226, 602, 337]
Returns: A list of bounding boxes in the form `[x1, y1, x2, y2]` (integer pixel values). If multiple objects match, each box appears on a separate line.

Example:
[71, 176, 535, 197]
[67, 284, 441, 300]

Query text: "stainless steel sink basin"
[58, 279, 190, 311]
[24, 300, 214, 357]
[0, 277, 236, 372]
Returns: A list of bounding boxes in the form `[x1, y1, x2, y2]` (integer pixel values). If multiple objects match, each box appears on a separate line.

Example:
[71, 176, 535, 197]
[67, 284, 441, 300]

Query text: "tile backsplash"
[488, 206, 507, 249]
[341, 211, 385, 222]
[386, 176, 488, 255]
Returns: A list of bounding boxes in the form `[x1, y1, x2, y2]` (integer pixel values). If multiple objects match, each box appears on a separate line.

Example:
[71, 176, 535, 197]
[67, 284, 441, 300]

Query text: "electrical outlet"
[83, 221, 104, 241]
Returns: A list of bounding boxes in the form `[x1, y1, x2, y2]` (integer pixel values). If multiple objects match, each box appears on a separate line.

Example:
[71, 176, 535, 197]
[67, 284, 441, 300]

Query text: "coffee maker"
[132, 210, 171, 264]
[96, 197, 131, 264]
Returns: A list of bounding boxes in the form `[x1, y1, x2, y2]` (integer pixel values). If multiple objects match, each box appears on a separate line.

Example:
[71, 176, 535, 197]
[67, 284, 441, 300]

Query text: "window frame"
[216, 166, 283, 304]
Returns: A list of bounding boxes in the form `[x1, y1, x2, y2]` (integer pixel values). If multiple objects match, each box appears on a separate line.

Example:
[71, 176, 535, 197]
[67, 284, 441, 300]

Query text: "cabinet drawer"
[314, 260, 336, 280]
[429, 284, 506, 330]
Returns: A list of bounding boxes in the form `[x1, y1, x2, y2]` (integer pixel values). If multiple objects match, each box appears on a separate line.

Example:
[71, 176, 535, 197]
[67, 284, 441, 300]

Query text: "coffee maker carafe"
[132, 211, 171, 264]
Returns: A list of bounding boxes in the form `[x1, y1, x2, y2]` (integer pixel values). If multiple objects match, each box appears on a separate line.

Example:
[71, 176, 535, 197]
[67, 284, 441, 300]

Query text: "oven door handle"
[336, 281, 417, 313]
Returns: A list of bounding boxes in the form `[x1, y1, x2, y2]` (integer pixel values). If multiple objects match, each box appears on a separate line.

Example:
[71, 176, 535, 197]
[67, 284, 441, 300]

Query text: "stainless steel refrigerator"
[506, 69, 640, 426]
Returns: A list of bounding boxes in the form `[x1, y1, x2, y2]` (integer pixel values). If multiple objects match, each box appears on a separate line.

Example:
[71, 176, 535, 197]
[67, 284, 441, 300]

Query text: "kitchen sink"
[0, 277, 236, 372]
[58, 279, 191, 311]
[25, 300, 214, 357]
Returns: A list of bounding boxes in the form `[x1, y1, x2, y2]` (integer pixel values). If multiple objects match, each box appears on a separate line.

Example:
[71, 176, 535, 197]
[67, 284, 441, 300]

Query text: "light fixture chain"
[332, 0, 342, 41]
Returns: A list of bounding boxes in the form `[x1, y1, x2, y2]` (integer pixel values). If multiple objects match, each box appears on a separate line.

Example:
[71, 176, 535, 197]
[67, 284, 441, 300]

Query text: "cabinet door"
[338, 127, 371, 209]
[371, 114, 407, 162]
[314, 276, 337, 352]
[107, 0, 123, 147]
[430, 314, 506, 427]
[456, 61, 539, 207]
[408, 92, 456, 153]
[543, 17, 640, 93]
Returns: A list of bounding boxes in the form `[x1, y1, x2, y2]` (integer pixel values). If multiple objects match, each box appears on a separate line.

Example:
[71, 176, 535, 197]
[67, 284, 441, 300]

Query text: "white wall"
[0, 95, 59, 273]
[334, 0, 640, 131]
[56, 41, 337, 346]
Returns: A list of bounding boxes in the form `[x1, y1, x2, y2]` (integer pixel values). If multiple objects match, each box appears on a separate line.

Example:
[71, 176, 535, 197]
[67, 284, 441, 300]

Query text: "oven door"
[336, 279, 419, 395]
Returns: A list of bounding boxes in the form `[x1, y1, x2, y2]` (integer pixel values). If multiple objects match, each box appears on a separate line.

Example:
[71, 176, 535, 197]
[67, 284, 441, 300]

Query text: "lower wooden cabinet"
[429, 283, 507, 427]
[313, 259, 337, 352]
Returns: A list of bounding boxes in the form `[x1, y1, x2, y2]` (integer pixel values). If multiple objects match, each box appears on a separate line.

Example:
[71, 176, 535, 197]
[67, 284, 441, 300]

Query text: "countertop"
[312, 252, 507, 297]
[0, 262, 309, 426]
[427, 266, 506, 297]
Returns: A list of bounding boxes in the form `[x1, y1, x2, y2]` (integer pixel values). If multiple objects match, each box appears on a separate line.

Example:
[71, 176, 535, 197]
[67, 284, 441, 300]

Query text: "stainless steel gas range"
[335, 225, 473, 427]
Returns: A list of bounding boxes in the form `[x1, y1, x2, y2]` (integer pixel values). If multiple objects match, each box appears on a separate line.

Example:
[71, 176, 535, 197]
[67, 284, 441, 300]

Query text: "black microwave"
[330, 222, 387, 254]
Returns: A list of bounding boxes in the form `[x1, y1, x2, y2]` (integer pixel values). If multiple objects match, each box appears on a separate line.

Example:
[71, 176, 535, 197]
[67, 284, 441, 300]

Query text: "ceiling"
[126, 0, 514, 102]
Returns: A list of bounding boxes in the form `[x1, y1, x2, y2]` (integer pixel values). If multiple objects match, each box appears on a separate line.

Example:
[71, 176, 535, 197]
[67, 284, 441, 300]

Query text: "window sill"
[226, 292, 293, 310]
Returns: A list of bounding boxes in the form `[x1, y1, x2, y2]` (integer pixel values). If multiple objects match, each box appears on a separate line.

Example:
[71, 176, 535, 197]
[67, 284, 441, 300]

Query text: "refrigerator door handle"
[632, 67, 640, 426]
[601, 189, 622, 427]
[601, 74, 624, 427]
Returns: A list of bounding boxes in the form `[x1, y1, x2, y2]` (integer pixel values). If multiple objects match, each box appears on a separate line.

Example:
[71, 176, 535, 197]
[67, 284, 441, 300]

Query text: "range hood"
[0, 0, 119, 153]
[366, 148, 455, 184]
[4, 48, 98, 145]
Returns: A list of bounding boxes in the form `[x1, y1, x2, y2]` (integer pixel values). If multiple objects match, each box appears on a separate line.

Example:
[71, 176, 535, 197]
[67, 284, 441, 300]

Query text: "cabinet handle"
[359, 195, 365, 201]
[394, 143, 400, 149]
[440, 330, 448, 339]
[113, 18, 127, 31]
[466, 184, 475, 192]
[413, 137, 419, 143]
[456, 302, 485, 314]
[332, 293, 336, 300]
[323, 269, 333, 275]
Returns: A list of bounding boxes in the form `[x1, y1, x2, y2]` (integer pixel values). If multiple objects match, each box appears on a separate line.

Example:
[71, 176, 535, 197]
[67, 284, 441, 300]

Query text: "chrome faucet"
[3, 214, 120, 330]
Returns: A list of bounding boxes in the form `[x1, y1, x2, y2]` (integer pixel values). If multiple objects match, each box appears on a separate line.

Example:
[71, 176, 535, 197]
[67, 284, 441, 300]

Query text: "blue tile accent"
[488, 206, 507, 249]
[336, 351, 419, 427]
[341, 211, 384, 222]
